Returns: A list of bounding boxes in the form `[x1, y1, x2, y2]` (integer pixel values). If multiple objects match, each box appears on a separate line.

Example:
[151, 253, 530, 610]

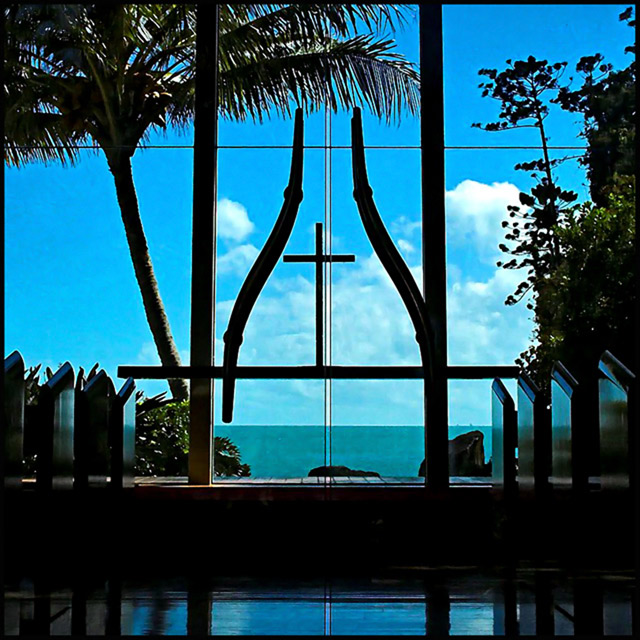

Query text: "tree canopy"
[5, 4, 420, 167]
[475, 7, 636, 385]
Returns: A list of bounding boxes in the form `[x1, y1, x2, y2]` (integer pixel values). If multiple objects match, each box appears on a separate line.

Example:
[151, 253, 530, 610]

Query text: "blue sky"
[4, 4, 632, 429]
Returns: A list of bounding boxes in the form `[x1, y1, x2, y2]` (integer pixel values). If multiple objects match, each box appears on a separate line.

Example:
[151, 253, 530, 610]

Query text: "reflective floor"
[4, 570, 635, 635]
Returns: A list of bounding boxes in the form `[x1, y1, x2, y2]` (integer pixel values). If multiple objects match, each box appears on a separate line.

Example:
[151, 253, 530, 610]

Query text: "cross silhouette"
[283, 222, 355, 366]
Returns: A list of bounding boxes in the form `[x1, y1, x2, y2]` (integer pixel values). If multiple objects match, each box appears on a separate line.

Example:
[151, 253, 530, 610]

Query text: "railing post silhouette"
[598, 351, 635, 491]
[111, 378, 136, 489]
[534, 571, 555, 636]
[517, 373, 551, 498]
[4, 351, 25, 490]
[493, 574, 519, 636]
[491, 379, 517, 561]
[550, 362, 589, 495]
[37, 363, 75, 491]
[491, 379, 517, 498]
[75, 371, 116, 489]
[189, 2, 219, 484]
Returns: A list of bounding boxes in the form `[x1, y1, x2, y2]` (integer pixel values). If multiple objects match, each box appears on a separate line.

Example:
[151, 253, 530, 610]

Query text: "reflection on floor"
[4, 569, 634, 636]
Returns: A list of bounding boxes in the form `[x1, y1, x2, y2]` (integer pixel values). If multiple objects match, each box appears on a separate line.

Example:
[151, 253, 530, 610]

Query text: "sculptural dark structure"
[220, 107, 435, 433]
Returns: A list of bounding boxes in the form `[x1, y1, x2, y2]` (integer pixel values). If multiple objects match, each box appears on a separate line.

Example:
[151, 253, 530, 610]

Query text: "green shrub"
[135, 399, 251, 477]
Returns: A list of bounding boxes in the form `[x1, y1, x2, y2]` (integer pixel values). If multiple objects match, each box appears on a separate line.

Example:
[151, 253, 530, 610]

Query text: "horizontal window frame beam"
[118, 364, 518, 380]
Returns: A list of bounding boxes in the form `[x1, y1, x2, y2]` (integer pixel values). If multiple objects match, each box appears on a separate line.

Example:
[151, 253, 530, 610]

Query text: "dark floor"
[4, 568, 635, 635]
[5, 481, 635, 635]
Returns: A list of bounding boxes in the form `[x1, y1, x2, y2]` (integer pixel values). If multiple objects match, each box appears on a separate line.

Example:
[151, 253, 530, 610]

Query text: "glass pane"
[4, 147, 193, 401]
[449, 603, 494, 636]
[211, 600, 325, 636]
[443, 4, 631, 147]
[329, 5, 420, 147]
[330, 380, 424, 480]
[329, 149, 422, 366]
[219, 109, 327, 148]
[331, 601, 426, 635]
[448, 379, 517, 479]
[215, 148, 326, 367]
[445, 149, 588, 367]
[214, 380, 325, 479]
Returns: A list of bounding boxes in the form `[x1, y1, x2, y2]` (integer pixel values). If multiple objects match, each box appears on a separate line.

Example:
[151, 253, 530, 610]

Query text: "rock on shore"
[308, 465, 381, 478]
[418, 430, 492, 477]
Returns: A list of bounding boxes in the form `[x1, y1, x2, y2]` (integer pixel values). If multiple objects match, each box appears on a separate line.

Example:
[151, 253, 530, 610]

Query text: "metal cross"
[283, 222, 355, 366]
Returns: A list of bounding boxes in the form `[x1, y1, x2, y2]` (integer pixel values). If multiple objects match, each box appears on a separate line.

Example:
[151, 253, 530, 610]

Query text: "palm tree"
[4, 4, 420, 400]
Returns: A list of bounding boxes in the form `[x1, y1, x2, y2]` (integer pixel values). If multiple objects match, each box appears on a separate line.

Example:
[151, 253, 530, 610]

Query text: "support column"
[189, 4, 219, 484]
[420, 5, 449, 489]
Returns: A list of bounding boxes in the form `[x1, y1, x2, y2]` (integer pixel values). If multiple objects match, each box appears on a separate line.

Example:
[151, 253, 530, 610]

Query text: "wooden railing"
[3, 350, 136, 491]
[491, 350, 635, 497]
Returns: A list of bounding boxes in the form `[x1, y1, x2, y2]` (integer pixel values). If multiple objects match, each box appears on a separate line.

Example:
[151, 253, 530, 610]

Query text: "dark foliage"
[554, 9, 636, 206]
[473, 56, 578, 306]
[518, 177, 636, 384]
[135, 399, 251, 477]
[475, 8, 636, 387]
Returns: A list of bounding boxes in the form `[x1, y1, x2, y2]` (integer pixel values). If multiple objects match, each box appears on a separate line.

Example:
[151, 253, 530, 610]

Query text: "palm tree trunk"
[107, 153, 189, 401]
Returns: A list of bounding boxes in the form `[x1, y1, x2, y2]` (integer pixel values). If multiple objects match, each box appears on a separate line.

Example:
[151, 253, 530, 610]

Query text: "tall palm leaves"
[4, 4, 420, 400]
[218, 4, 419, 122]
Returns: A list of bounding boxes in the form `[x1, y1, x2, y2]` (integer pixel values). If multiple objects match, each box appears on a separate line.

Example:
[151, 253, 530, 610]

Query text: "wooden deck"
[135, 475, 492, 486]
[130, 475, 493, 501]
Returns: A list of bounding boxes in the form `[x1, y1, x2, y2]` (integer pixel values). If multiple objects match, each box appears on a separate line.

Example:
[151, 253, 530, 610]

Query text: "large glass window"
[5, 4, 632, 484]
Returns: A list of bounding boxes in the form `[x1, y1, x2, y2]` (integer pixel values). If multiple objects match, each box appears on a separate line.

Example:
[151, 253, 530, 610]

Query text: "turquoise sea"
[215, 425, 492, 478]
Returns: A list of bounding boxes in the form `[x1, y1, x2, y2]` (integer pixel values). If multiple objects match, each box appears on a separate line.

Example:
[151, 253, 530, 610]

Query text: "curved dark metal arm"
[351, 107, 434, 386]
[222, 108, 304, 422]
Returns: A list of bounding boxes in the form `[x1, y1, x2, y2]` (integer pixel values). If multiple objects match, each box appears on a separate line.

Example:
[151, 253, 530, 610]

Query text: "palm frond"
[5, 3, 420, 168]
[219, 33, 419, 123]
[225, 4, 413, 40]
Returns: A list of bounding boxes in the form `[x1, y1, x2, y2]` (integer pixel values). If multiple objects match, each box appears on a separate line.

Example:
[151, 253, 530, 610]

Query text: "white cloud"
[391, 215, 421, 239]
[388, 181, 524, 265]
[398, 238, 416, 254]
[217, 198, 254, 242]
[217, 243, 259, 276]
[446, 180, 523, 261]
[447, 265, 532, 366]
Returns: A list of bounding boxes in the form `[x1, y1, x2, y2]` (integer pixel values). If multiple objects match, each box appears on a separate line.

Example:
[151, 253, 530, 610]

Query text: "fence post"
[37, 363, 75, 491]
[111, 378, 136, 490]
[4, 351, 25, 490]
[598, 351, 635, 491]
